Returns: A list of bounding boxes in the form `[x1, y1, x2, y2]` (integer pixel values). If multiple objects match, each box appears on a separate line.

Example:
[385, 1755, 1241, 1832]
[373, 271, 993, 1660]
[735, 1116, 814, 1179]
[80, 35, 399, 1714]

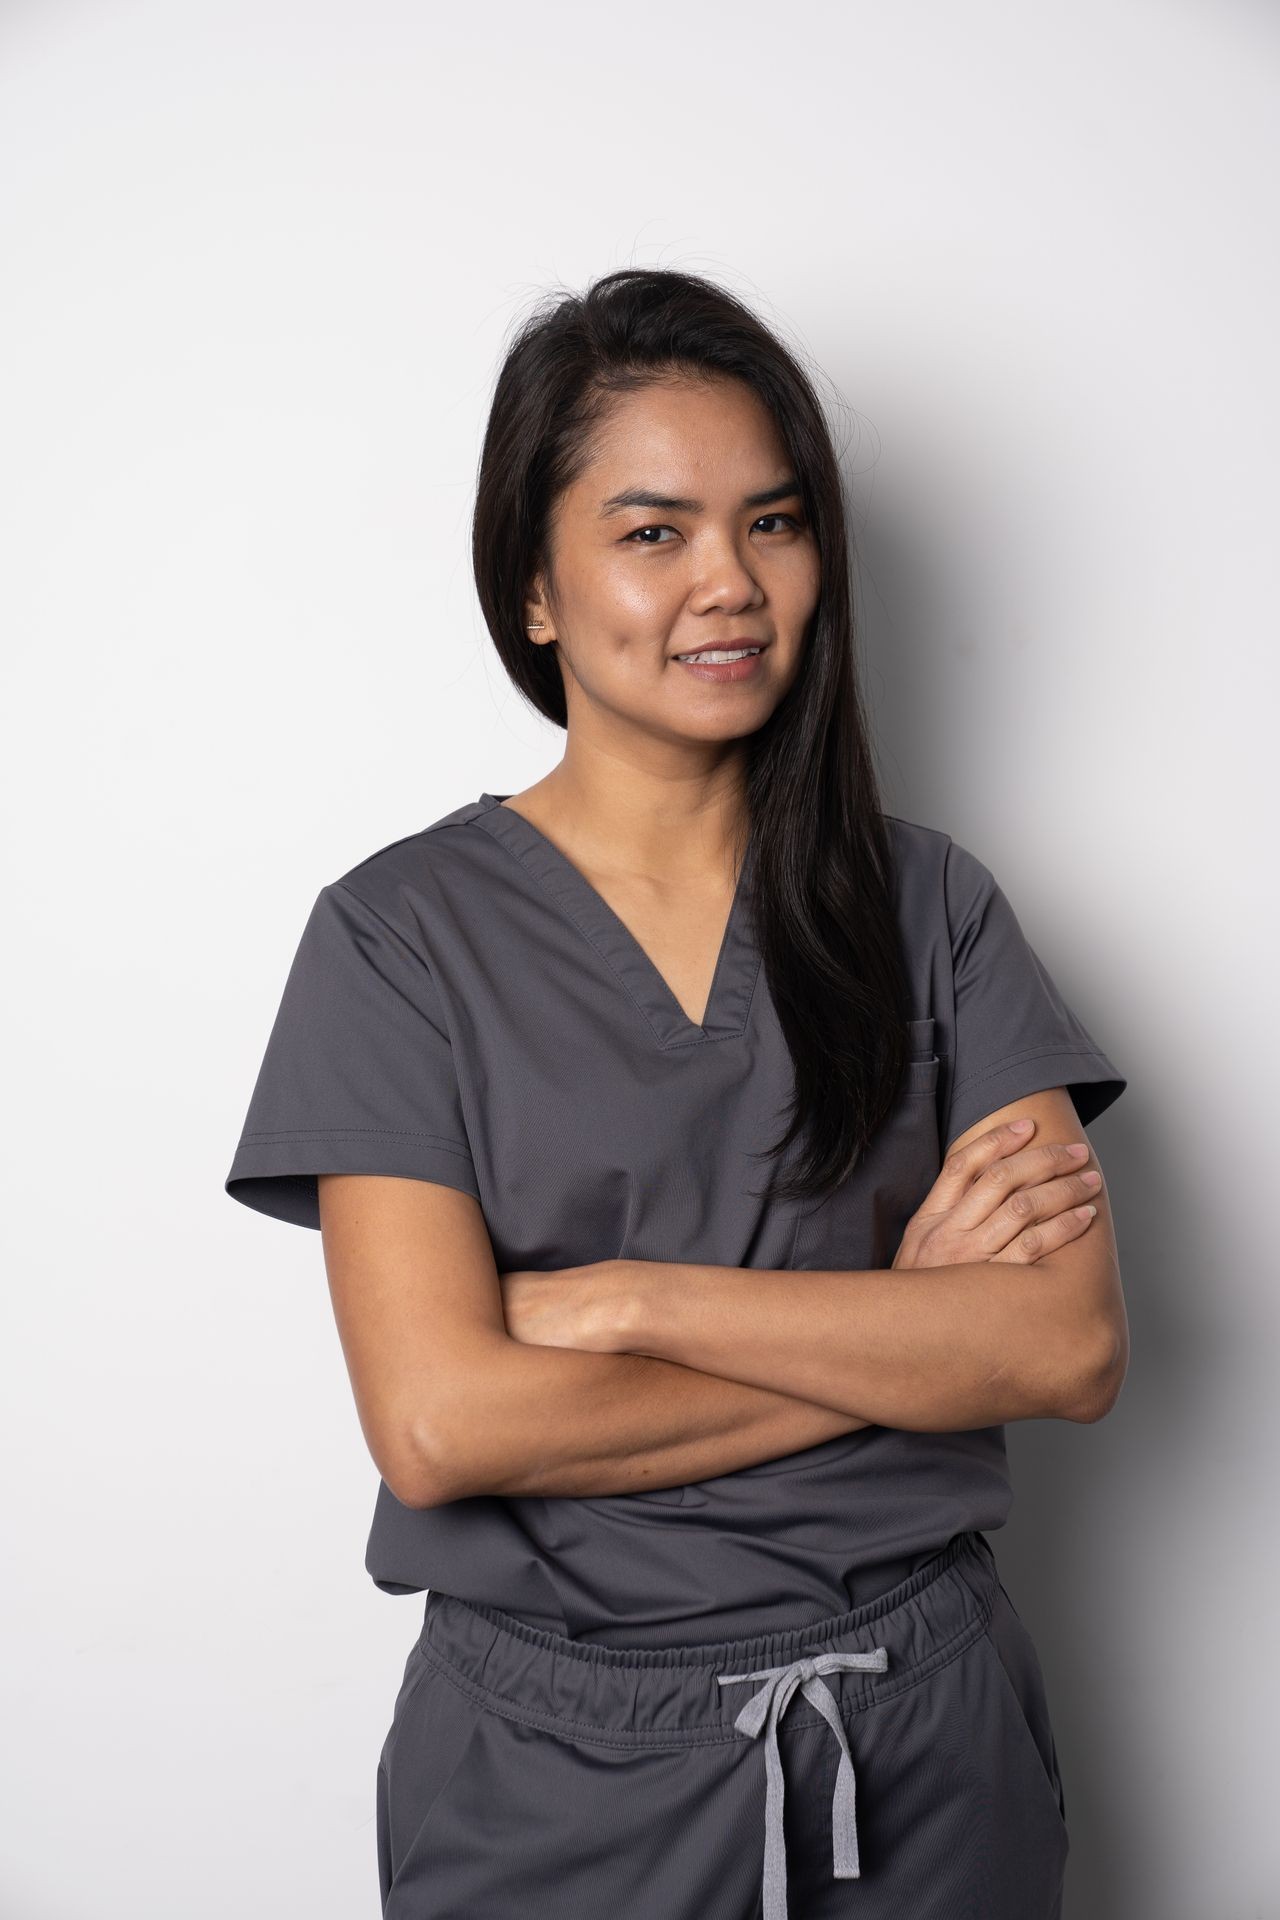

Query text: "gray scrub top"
[225, 792, 1126, 1646]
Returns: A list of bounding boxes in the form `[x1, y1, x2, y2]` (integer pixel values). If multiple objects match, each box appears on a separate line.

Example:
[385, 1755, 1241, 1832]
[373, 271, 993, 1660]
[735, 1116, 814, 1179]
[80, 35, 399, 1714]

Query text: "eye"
[623, 524, 679, 545]
[622, 514, 806, 546]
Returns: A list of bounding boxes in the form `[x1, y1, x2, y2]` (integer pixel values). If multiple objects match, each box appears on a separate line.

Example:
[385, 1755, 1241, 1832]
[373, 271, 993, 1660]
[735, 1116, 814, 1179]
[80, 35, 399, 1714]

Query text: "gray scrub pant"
[375, 1529, 1070, 1918]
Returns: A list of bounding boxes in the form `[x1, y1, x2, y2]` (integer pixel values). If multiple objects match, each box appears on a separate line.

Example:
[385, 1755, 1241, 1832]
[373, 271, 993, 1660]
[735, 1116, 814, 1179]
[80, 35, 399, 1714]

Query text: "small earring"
[526, 623, 544, 631]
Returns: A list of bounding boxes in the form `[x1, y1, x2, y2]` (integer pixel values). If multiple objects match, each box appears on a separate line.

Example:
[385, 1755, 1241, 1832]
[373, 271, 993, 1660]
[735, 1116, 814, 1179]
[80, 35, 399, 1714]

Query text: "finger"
[944, 1139, 1096, 1233]
[967, 1168, 1104, 1257]
[989, 1200, 1098, 1266]
[925, 1118, 1045, 1212]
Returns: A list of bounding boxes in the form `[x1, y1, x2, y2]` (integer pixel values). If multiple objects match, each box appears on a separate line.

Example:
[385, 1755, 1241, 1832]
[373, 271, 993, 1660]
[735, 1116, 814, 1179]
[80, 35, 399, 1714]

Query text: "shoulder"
[321, 796, 498, 939]
[881, 810, 951, 866]
[882, 811, 1000, 889]
[881, 808, 952, 902]
[881, 812, 1004, 945]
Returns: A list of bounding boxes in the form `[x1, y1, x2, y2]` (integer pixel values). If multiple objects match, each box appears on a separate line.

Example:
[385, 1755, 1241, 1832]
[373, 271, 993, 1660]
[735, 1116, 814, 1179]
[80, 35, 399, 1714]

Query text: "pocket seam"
[980, 1618, 1068, 1837]
[380, 1639, 434, 1778]
[904, 1055, 941, 1095]
[907, 1016, 936, 1061]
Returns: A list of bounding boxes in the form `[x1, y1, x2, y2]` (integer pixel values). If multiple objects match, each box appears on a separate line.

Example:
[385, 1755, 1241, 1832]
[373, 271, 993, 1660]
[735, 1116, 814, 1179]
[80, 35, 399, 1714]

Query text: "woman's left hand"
[499, 1259, 638, 1354]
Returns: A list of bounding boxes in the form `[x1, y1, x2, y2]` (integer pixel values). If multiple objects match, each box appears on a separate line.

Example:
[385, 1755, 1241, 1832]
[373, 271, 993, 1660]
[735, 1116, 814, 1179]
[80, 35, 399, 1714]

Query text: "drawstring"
[716, 1645, 890, 1920]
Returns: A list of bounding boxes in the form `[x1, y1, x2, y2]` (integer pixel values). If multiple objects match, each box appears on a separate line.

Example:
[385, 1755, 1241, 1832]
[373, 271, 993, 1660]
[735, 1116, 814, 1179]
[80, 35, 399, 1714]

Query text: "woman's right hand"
[891, 1118, 1101, 1271]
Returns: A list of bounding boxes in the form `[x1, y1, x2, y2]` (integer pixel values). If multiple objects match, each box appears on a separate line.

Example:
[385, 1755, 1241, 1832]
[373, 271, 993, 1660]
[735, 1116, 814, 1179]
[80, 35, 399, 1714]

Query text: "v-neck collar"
[471, 791, 762, 1050]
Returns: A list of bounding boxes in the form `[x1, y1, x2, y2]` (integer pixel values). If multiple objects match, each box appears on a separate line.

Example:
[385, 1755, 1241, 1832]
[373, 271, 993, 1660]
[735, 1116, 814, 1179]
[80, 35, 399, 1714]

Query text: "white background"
[3, 2, 1276, 1914]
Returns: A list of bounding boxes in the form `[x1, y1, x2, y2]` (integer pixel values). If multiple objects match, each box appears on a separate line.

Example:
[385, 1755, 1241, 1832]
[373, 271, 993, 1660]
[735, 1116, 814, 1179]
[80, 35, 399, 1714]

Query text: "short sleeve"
[224, 880, 479, 1229]
[941, 837, 1127, 1153]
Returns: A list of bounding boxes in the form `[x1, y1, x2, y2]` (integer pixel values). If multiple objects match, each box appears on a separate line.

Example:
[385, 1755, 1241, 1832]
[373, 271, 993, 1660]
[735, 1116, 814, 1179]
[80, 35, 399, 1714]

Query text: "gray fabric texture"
[225, 792, 1126, 1645]
[375, 1529, 1070, 1917]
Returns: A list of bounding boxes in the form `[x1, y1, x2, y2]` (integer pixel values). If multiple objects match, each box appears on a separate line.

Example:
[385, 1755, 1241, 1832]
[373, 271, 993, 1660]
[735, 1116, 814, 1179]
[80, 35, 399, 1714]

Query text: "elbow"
[374, 1409, 466, 1509]
[1058, 1318, 1130, 1424]
[386, 1341, 512, 1508]
[397, 1395, 506, 1506]
[381, 1440, 436, 1511]
[389, 1420, 469, 1509]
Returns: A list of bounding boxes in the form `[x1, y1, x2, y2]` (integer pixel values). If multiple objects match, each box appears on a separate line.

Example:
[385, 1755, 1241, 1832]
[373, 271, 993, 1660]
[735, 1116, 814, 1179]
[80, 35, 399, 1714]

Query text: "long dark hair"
[471, 267, 913, 1205]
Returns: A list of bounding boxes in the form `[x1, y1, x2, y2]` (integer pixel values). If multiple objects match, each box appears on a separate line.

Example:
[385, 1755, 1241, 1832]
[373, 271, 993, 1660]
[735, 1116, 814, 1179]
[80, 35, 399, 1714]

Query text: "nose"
[687, 538, 766, 617]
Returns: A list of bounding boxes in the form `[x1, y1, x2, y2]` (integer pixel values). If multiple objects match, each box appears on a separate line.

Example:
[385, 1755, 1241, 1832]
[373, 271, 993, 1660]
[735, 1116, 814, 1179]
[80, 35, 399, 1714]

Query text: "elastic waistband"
[417, 1528, 998, 1749]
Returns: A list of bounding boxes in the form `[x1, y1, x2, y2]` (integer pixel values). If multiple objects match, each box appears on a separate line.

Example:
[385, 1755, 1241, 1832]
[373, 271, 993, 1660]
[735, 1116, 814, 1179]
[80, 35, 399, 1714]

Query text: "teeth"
[676, 647, 761, 663]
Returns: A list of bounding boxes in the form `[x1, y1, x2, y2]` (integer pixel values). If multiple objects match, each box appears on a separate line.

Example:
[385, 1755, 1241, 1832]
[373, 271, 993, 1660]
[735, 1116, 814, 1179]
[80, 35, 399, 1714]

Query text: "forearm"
[615, 1256, 1112, 1431]
[416, 1334, 868, 1504]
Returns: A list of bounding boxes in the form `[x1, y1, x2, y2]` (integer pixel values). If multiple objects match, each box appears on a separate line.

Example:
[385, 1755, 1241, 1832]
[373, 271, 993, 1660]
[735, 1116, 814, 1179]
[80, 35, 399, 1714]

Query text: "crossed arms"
[317, 1086, 1128, 1509]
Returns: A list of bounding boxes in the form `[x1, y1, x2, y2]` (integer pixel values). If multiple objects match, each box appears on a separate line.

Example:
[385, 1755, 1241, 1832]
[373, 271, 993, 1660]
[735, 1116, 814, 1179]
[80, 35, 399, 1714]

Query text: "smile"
[673, 647, 762, 664]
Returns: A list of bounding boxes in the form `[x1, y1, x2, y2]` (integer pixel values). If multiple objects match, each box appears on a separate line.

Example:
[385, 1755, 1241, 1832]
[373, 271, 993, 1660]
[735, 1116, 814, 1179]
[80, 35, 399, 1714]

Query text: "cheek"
[574, 550, 678, 625]
[557, 623, 668, 709]
[561, 566, 679, 669]
[782, 547, 822, 623]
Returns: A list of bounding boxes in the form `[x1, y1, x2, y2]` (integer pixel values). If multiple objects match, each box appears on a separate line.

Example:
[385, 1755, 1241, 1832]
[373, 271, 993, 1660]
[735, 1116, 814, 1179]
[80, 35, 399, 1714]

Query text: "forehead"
[573, 377, 789, 495]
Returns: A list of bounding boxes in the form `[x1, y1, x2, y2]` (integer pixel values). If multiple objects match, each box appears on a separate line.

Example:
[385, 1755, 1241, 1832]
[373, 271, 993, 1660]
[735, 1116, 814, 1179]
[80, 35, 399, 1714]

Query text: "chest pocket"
[904, 1015, 941, 1096]
[790, 1013, 943, 1272]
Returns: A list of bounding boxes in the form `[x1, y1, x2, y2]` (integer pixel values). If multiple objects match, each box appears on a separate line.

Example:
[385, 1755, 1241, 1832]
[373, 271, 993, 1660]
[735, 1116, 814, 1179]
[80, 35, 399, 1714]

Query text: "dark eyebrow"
[598, 478, 804, 519]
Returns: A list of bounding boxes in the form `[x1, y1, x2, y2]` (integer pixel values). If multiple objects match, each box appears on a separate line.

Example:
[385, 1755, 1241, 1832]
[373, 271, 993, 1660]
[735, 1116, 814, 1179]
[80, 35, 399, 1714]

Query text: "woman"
[225, 267, 1128, 1918]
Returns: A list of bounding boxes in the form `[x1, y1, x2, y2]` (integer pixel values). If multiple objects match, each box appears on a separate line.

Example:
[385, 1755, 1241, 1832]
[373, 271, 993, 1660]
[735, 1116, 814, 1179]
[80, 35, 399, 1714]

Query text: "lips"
[671, 640, 769, 662]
